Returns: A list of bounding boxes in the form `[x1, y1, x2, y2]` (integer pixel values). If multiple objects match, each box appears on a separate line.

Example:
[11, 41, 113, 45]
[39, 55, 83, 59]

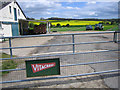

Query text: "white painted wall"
[2, 24, 12, 37]
[0, 1, 26, 37]
[0, 24, 4, 42]
[0, 1, 26, 22]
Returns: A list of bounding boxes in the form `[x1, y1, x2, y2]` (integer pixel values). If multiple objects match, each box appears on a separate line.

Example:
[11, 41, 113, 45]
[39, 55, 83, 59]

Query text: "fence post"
[113, 32, 117, 43]
[72, 34, 75, 53]
[47, 22, 49, 33]
[49, 22, 51, 33]
[9, 38, 13, 58]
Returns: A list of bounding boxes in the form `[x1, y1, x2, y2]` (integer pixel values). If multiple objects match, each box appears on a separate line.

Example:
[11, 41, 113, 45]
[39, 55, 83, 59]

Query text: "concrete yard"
[1, 31, 119, 88]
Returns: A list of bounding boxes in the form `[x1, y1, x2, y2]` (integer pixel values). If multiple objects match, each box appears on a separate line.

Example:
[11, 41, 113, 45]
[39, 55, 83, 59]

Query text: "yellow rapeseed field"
[49, 20, 103, 26]
[29, 20, 105, 26]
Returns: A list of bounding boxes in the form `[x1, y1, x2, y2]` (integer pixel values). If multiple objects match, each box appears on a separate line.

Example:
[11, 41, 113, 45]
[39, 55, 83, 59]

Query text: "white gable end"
[0, 1, 26, 22]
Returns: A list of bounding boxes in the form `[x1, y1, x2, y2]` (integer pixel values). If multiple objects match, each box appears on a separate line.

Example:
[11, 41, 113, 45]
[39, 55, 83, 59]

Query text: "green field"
[51, 27, 86, 32]
[103, 25, 118, 31]
[51, 25, 118, 32]
[29, 20, 118, 32]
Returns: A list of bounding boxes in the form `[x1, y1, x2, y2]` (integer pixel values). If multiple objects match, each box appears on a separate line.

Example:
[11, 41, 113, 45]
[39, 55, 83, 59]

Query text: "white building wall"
[0, 24, 4, 42]
[0, 1, 26, 22]
[2, 24, 12, 37]
[0, 1, 26, 38]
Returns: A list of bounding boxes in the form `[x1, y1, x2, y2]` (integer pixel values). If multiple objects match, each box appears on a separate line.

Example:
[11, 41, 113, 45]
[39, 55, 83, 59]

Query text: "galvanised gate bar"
[0, 31, 120, 84]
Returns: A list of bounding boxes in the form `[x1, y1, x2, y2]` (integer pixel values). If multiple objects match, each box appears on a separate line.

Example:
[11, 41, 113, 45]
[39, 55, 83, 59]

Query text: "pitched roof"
[0, 0, 16, 9]
[0, 0, 26, 18]
[0, 2, 11, 10]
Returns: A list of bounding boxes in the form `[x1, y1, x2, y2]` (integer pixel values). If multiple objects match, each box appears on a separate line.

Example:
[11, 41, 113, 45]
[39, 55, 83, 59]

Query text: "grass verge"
[0, 53, 18, 76]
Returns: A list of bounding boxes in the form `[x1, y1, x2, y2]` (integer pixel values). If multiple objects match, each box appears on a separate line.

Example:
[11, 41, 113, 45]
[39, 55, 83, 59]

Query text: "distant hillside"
[46, 17, 119, 22]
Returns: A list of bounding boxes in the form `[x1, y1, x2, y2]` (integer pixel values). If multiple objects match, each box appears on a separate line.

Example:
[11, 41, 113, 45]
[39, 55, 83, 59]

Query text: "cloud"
[87, 1, 96, 4]
[66, 6, 80, 10]
[46, 12, 52, 15]
[89, 12, 98, 16]
[17, 0, 118, 19]
[61, 2, 118, 19]
[18, 0, 62, 18]
[66, 6, 74, 9]
[17, 0, 119, 2]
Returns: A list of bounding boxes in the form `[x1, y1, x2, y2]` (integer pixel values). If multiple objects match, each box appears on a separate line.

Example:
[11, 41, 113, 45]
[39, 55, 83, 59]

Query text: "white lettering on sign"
[31, 62, 56, 73]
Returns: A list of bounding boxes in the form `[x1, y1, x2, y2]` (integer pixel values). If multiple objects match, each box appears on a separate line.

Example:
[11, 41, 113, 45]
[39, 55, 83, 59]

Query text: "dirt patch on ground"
[1, 36, 54, 57]
[1, 31, 117, 88]
[2, 62, 108, 88]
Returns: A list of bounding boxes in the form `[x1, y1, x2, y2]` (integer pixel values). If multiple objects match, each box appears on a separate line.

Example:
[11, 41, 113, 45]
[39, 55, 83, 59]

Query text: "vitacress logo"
[31, 62, 56, 73]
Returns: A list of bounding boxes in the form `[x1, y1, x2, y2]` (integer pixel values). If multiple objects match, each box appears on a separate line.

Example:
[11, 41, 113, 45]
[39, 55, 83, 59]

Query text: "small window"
[9, 6, 11, 13]
[18, 9, 20, 16]
[0, 22, 2, 29]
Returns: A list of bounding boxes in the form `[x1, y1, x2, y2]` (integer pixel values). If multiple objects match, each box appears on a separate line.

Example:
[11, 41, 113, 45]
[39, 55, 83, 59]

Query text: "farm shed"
[19, 20, 51, 35]
[0, 0, 26, 38]
[27, 20, 51, 34]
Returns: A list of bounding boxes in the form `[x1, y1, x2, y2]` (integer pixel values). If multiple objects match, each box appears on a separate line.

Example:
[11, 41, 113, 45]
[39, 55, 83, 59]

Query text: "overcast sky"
[17, 0, 119, 19]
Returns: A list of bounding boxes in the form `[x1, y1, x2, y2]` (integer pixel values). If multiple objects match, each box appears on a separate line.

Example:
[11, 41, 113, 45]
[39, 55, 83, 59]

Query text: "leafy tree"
[111, 21, 114, 25]
[106, 22, 109, 24]
[62, 25, 65, 27]
[66, 24, 70, 27]
[56, 23, 61, 27]
[27, 17, 35, 20]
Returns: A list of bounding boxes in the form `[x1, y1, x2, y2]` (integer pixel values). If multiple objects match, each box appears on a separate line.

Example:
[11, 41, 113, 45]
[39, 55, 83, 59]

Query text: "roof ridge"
[0, 0, 26, 19]
[0, 0, 15, 3]
[0, 0, 15, 10]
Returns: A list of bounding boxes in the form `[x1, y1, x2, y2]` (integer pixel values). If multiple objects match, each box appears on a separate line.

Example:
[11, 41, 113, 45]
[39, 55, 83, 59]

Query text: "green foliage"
[66, 24, 70, 27]
[39, 22, 47, 25]
[0, 53, 17, 76]
[56, 23, 61, 27]
[2, 60, 18, 75]
[62, 25, 66, 27]
[29, 23, 34, 28]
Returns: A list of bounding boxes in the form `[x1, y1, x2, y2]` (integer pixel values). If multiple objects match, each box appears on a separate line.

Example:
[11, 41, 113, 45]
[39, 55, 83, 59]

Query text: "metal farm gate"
[0, 31, 120, 85]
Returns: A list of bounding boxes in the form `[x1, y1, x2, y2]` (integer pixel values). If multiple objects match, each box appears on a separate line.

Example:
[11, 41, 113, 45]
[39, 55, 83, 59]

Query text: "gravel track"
[1, 31, 119, 88]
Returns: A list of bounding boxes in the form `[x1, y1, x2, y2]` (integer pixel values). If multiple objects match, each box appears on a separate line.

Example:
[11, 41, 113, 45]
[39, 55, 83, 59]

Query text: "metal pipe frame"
[0, 31, 118, 58]
[1, 31, 119, 84]
[9, 38, 13, 58]
[0, 31, 119, 39]
[113, 32, 118, 43]
[0, 59, 119, 72]
[1, 69, 120, 84]
[0, 49, 119, 60]
[72, 34, 75, 53]
[0, 41, 114, 50]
